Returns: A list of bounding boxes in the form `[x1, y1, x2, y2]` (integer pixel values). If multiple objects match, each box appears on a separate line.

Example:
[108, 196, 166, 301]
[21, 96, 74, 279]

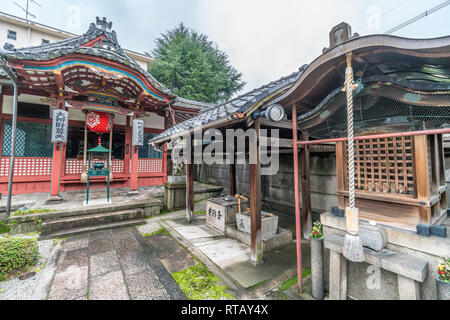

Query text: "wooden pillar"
[124, 116, 131, 178]
[292, 104, 303, 292]
[186, 143, 194, 223]
[50, 99, 65, 199]
[130, 115, 139, 192]
[250, 121, 263, 264]
[300, 133, 312, 238]
[230, 162, 236, 196]
[414, 135, 432, 225]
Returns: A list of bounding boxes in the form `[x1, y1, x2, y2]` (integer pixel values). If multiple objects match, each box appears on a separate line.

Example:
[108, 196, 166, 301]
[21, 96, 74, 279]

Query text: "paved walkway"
[47, 227, 184, 300]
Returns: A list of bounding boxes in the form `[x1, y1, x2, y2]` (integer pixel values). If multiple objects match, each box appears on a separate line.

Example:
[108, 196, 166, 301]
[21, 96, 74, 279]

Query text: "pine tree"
[149, 23, 245, 104]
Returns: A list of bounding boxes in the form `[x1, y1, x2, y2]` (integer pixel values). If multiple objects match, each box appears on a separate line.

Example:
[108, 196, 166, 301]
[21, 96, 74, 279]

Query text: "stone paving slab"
[89, 251, 121, 277]
[90, 270, 129, 300]
[63, 235, 89, 252]
[197, 238, 251, 266]
[89, 230, 115, 255]
[47, 227, 185, 300]
[126, 269, 170, 300]
[57, 248, 89, 273]
[48, 266, 89, 300]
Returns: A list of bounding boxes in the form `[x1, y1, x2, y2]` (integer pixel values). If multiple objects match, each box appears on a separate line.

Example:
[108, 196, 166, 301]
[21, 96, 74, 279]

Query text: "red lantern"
[86, 111, 113, 134]
[86, 111, 113, 146]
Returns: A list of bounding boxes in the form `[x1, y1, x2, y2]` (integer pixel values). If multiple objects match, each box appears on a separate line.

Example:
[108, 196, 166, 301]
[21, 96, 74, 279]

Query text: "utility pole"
[14, 0, 42, 22]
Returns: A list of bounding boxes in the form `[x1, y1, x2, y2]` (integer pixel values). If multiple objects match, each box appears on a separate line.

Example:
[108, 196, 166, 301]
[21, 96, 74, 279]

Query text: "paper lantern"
[86, 111, 113, 134]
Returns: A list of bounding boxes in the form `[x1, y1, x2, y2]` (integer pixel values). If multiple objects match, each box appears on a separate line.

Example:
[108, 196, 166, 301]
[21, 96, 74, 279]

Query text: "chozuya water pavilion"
[0, 17, 207, 204]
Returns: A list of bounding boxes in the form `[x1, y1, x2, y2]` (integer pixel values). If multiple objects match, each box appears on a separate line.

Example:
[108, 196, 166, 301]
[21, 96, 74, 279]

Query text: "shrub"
[0, 236, 40, 281]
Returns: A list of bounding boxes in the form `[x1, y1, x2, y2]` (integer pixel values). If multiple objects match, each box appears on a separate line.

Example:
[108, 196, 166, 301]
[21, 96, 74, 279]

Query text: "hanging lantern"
[86, 111, 113, 134]
[86, 111, 113, 146]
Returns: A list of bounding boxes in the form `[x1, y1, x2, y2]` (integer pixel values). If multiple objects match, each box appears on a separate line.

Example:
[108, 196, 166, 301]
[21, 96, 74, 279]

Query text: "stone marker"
[360, 223, 387, 252]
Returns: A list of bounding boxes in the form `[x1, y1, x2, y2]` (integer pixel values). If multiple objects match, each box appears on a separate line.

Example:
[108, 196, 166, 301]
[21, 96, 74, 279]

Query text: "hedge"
[0, 237, 39, 281]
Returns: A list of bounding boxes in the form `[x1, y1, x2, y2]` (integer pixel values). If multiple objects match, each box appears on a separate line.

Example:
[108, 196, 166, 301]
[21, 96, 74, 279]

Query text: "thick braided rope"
[346, 54, 356, 209]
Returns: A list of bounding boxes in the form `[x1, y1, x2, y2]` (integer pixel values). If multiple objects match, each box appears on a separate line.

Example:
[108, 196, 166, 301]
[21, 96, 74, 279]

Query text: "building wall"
[195, 152, 339, 216]
[0, 13, 153, 70]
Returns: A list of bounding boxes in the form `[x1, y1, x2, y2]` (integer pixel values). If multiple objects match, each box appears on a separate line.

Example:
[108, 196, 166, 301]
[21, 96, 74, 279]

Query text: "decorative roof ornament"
[323, 22, 360, 53]
[96, 17, 113, 32]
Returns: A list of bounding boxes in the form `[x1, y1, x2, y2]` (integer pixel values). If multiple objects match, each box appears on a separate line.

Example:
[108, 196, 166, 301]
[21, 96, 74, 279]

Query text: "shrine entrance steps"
[8, 199, 160, 238]
[40, 209, 146, 240]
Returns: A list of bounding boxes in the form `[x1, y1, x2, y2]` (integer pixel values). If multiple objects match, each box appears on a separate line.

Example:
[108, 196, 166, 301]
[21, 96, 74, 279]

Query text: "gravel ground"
[0, 238, 54, 300]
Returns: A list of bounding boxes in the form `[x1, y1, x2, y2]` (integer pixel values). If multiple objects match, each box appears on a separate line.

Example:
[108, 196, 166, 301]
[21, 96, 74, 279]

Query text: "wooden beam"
[250, 121, 263, 264]
[300, 133, 312, 238]
[259, 118, 295, 130]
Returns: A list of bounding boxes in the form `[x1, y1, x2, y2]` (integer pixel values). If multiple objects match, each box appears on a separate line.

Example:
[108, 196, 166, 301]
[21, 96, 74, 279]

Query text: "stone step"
[40, 219, 146, 240]
[41, 209, 144, 234]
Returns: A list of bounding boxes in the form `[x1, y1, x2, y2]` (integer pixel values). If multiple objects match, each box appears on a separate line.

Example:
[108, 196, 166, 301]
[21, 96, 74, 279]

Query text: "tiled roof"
[150, 67, 305, 144]
[1, 18, 174, 98]
[172, 97, 217, 110]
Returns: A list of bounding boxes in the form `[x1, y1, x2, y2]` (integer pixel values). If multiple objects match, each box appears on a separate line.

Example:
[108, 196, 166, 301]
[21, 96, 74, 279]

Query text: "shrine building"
[0, 16, 208, 197]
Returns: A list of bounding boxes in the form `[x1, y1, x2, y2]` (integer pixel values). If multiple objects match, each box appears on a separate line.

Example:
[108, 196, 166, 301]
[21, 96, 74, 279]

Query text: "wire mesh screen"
[2, 121, 53, 157]
[302, 89, 450, 140]
[139, 133, 163, 159]
[347, 136, 415, 196]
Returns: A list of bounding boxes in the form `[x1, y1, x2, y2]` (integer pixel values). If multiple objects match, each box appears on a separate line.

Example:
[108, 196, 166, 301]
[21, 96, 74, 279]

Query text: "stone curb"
[31, 239, 64, 300]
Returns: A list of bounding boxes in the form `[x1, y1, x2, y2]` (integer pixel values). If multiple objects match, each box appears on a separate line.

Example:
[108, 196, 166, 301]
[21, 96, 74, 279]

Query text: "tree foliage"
[149, 23, 245, 104]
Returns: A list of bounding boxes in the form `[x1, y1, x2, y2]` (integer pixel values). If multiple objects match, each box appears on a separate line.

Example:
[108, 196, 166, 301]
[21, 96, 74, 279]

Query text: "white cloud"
[198, 0, 367, 92]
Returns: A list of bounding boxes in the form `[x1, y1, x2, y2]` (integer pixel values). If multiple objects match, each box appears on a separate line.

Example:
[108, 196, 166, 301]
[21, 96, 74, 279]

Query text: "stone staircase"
[40, 208, 146, 239]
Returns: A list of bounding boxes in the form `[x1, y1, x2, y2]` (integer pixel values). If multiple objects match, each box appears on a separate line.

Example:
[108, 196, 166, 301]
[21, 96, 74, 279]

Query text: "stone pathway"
[47, 227, 185, 300]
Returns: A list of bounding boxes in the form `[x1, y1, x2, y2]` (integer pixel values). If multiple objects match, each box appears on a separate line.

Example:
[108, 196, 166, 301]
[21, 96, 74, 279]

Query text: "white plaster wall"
[143, 112, 164, 130]
[0, 20, 62, 49]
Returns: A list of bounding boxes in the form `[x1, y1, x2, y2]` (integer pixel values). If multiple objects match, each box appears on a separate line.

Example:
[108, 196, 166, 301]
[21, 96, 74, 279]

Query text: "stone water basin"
[235, 211, 279, 240]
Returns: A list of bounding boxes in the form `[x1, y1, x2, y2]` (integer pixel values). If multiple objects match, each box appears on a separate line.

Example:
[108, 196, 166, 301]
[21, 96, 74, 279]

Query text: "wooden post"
[130, 115, 139, 193]
[230, 161, 236, 196]
[250, 121, 263, 264]
[50, 99, 65, 199]
[186, 142, 195, 223]
[414, 135, 432, 225]
[300, 133, 312, 238]
[124, 116, 131, 179]
[292, 103, 303, 292]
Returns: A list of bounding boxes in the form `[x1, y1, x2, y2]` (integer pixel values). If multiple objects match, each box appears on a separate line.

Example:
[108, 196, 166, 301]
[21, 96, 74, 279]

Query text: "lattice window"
[138, 133, 163, 159]
[0, 158, 52, 177]
[348, 136, 415, 195]
[2, 121, 53, 157]
[138, 159, 163, 173]
[65, 159, 125, 175]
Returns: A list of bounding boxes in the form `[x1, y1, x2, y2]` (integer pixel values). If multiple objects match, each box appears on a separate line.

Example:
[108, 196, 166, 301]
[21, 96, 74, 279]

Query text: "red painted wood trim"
[9, 55, 173, 102]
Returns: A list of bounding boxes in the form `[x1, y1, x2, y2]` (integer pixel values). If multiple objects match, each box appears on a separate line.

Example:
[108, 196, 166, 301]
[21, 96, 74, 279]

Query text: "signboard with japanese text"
[132, 119, 144, 146]
[52, 109, 68, 143]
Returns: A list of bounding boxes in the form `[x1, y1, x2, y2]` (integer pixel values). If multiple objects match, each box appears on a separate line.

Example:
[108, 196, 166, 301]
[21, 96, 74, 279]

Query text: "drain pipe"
[0, 49, 19, 219]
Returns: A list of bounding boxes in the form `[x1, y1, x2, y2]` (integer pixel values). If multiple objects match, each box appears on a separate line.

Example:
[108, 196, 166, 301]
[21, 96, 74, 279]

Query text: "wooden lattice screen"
[348, 136, 415, 195]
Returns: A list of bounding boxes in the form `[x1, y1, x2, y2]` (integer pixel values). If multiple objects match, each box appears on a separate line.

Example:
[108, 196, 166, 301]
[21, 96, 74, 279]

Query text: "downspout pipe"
[0, 50, 19, 220]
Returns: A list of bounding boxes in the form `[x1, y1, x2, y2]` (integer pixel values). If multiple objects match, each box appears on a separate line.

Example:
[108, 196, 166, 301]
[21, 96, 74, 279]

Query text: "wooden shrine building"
[0, 17, 206, 198]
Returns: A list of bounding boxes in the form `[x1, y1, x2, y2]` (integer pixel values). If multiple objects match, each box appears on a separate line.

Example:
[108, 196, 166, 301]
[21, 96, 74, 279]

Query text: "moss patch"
[278, 269, 312, 292]
[0, 236, 40, 282]
[11, 209, 56, 217]
[171, 263, 233, 300]
[0, 223, 10, 235]
[143, 228, 170, 238]
[194, 211, 206, 215]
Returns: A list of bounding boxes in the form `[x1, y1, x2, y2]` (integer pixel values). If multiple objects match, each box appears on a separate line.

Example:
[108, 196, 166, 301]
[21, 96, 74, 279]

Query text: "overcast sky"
[3, 0, 449, 95]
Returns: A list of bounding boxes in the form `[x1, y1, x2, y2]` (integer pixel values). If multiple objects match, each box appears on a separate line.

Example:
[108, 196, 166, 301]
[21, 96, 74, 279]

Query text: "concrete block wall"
[195, 152, 338, 216]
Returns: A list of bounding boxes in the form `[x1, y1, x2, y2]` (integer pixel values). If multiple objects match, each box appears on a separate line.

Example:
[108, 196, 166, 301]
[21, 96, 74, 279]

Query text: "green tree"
[149, 23, 245, 104]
